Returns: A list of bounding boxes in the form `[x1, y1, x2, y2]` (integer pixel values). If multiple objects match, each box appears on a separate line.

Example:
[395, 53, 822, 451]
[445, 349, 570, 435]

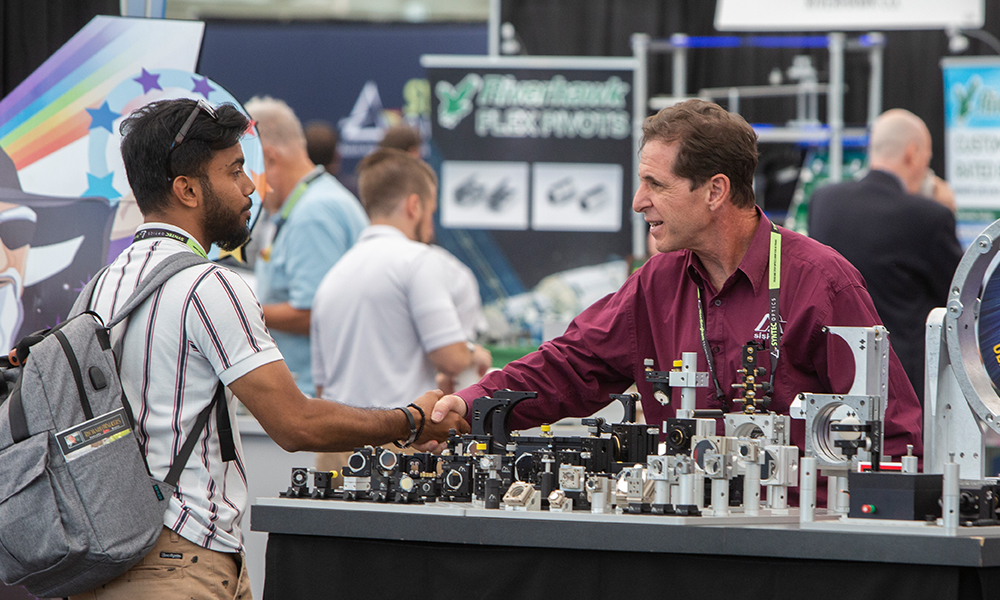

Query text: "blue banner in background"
[198, 21, 487, 177]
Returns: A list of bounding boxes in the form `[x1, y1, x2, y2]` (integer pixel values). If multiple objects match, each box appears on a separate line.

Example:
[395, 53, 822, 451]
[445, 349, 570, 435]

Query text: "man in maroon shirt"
[427, 99, 923, 482]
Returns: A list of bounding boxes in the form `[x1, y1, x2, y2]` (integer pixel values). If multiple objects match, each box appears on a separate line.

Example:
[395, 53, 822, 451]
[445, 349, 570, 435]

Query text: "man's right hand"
[412, 390, 469, 445]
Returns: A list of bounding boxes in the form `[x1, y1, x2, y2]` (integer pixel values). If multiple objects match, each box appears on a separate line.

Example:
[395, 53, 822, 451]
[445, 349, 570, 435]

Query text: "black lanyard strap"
[133, 228, 207, 259]
[696, 221, 782, 408]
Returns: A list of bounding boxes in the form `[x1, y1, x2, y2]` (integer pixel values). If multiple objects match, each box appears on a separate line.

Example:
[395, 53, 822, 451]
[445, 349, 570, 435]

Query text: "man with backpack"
[61, 98, 469, 599]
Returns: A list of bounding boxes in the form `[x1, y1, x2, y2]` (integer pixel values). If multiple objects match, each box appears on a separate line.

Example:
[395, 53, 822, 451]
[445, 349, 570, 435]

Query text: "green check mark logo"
[954, 76, 980, 123]
[436, 74, 483, 129]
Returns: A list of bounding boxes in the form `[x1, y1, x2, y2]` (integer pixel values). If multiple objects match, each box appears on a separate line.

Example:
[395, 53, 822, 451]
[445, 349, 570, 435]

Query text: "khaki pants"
[68, 527, 251, 600]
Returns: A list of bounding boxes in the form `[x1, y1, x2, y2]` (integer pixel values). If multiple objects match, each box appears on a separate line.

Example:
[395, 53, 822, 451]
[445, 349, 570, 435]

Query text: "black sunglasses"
[165, 99, 218, 181]
[0, 206, 37, 250]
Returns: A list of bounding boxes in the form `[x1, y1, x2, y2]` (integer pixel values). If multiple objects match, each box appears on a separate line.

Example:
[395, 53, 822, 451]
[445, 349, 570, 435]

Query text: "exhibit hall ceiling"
[164, 0, 489, 21]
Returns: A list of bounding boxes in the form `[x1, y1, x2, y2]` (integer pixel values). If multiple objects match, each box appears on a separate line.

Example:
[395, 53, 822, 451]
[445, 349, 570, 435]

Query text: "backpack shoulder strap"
[68, 265, 111, 319]
[163, 383, 230, 486]
[69, 251, 211, 325]
[106, 252, 211, 329]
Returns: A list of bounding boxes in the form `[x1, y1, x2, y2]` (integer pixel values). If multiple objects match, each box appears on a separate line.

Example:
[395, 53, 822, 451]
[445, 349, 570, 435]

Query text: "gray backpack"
[0, 252, 233, 598]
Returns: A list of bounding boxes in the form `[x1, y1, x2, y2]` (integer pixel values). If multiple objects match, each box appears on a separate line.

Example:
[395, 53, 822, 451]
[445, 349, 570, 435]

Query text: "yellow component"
[673, 360, 683, 368]
[329, 470, 339, 478]
[476, 442, 487, 452]
[541, 424, 551, 432]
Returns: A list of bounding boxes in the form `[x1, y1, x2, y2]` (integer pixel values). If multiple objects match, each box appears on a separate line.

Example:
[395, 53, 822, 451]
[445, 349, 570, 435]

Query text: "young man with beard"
[72, 99, 468, 600]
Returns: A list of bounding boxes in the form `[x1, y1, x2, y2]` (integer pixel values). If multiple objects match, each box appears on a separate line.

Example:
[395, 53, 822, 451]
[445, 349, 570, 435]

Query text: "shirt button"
[713, 299, 722, 307]
[712, 346, 721, 354]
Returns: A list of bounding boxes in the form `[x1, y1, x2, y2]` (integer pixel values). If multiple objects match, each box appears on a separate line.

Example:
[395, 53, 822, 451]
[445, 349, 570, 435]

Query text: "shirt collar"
[135, 222, 208, 256]
[359, 224, 409, 242]
[684, 206, 773, 295]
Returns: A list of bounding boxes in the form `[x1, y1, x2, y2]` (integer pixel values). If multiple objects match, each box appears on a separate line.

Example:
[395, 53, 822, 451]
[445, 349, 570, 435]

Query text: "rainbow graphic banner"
[0, 17, 203, 180]
[0, 15, 265, 254]
[0, 15, 265, 351]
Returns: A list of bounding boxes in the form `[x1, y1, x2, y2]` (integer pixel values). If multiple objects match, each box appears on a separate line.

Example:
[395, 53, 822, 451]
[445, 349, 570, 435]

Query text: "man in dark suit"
[809, 108, 963, 404]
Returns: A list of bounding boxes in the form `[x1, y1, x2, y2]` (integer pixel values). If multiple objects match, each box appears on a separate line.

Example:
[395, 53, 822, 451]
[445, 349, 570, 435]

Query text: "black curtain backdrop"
[502, 0, 1000, 178]
[0, 0, 119, 100]
[3, 1, 999, 177]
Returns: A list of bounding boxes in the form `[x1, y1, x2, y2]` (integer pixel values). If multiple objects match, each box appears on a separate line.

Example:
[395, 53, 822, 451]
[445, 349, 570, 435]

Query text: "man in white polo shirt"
[311, 149, 492, 409]
[71, 100, 468, 600]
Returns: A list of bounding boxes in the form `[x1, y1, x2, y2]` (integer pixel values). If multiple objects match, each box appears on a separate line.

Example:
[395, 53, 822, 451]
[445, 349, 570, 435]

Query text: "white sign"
[440, 161, 530, 230]
[532, 163, 623, 232]
[716, 0, 984, 31]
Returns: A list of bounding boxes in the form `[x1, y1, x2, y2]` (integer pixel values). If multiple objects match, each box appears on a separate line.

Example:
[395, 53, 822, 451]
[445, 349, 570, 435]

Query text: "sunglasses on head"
[165, 98, 218, 181]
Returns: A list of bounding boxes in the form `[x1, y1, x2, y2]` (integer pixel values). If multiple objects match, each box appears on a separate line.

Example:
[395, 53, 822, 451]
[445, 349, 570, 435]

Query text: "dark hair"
[119, 99, 249, 215]
[641, 99, 758, 209]
[304, 120, 338, 168]
[378, 125, 421, 153]
[357, 148, 437, 218]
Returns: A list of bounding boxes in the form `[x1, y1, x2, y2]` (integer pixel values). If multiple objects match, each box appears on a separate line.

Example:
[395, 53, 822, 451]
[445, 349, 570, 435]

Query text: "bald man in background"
[809, 108, 963, 404]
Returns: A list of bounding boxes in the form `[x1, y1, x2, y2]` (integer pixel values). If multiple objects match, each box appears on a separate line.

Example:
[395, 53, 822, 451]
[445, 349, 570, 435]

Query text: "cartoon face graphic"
[0, 201, 36, 351]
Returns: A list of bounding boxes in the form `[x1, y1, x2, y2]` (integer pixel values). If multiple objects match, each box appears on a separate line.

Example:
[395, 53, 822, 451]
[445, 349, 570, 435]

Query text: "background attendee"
[429, 100, 923, 507]
[378, 124, 422, 157]
[73, 98, 467, 599]
[809, 108, 963, 404]
[311, 148, 491, 409]
[304, 119, 359, 198]
[376, 121, 485, 381]
[246, 96, 368, 395]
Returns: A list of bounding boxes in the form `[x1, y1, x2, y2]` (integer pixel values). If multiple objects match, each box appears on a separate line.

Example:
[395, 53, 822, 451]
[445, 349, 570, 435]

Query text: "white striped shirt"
[89, 223, 281, 553]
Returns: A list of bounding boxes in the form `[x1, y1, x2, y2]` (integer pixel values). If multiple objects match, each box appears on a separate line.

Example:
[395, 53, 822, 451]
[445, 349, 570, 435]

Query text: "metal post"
[800, 457, 817, 522]
[902, 445, 919, 474]
[827, 474, 844, 514]
[631, 33, 650, 260]
[678, 470, 696, 507]
[680, 351, 699, 415]
[712, 478, 730, 517]
[744, 459, 760, 516]
[671, 33, 688, 99]
[867, 32, 885, 128]
[488, 0, 501, 57]
[943, 458, 960, 534]
[827, 32, 845, 183]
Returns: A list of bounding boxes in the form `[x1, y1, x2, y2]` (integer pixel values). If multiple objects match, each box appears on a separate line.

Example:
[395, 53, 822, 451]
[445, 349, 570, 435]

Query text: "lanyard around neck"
[696, 221, 781, 407]
[133, 228, 207, 259]
[261, 168, 324, 262]
[278, 167, 324, 224]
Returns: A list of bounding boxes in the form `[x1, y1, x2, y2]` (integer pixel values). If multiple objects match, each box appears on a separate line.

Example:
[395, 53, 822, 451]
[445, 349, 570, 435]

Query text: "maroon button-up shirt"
[459, 211, 923, 465]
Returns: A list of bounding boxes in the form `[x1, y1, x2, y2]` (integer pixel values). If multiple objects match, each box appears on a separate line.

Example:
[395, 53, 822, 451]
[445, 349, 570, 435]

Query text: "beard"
[200, 177, 251, 252]
[0, 268, 24, 352]
[417, 219, 435, 245]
